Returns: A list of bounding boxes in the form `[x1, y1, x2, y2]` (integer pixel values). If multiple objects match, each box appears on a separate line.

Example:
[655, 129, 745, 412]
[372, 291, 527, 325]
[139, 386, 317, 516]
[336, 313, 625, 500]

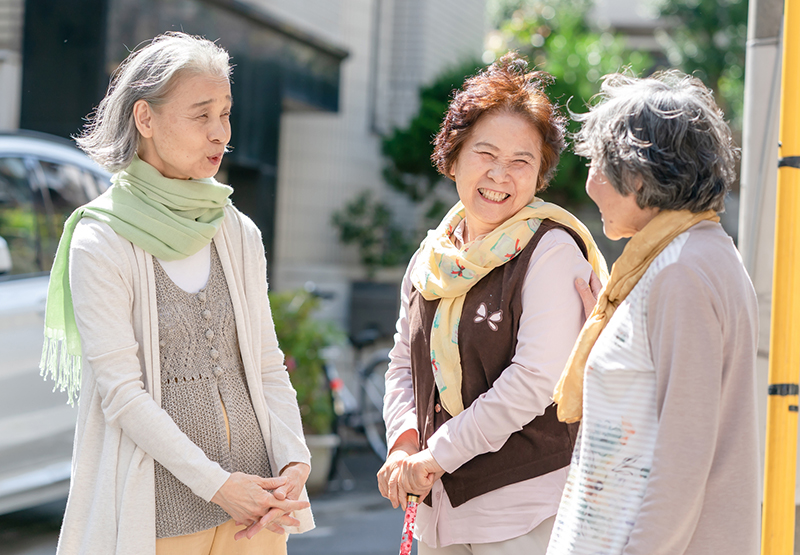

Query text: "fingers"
[575, 277, 599, 319]
[234, 507, 283, 541]
[398, 453, 439, 501]
[589, 271, 603, 296]
[258, 475, 287, 491]
[268, 495, 310, 514]
[377, 460, 392, 499]
[265, 513, 301, 534]
[388, 465, 407, 509]
[271, 484, 289, 500]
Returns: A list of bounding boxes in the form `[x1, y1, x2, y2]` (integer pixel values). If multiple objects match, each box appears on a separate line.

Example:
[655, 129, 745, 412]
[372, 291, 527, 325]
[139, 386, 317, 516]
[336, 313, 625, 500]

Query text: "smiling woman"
[451, 112, 544, 240]
[377, 53, 608, 555]
[41, 32, 313, 555]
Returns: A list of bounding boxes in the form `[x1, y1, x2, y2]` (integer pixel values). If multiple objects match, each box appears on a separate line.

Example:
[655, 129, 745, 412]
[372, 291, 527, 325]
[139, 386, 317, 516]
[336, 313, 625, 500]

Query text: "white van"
[0, 131, 109, 514]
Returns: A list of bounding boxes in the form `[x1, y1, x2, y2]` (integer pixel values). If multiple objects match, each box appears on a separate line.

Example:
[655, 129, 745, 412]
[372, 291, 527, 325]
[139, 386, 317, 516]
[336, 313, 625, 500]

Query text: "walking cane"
[398, 494, 420, 555]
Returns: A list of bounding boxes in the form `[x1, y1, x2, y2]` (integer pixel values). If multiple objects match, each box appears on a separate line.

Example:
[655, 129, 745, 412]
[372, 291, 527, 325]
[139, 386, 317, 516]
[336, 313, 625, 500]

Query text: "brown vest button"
[434, 403, 442, 413]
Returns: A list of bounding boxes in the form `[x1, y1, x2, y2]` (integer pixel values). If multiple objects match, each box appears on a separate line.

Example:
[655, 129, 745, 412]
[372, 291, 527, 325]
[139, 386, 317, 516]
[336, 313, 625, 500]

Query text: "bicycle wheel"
[359, 352, 390, 460]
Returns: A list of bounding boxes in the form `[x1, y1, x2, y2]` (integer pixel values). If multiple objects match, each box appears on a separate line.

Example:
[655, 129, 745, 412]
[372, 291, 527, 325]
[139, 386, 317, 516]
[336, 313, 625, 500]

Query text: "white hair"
[76, 32, 231, 172]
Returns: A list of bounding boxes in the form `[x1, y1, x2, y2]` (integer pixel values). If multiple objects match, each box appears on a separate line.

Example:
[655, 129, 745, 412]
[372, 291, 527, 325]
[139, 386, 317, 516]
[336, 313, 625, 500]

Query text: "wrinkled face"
[451, 111, 543, 241]
[585, 163, 658, 240]
[136, 73, 232, 180]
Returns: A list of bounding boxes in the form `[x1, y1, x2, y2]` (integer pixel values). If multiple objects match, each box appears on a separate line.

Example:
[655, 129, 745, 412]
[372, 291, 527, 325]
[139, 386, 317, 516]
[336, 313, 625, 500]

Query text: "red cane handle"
[398, 494, 420, 555]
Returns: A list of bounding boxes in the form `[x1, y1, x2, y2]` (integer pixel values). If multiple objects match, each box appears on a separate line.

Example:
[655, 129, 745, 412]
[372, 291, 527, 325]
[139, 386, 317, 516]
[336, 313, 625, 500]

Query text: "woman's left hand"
[275, 462, 311, 501]
[233, 462, 310, 540]
[398, 449, 445, 507]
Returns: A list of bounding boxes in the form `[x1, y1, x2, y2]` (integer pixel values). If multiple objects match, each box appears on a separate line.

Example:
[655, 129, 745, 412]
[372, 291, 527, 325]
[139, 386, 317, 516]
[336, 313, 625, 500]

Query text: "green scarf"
[40, 156, 233, 403]
[410, 198, 608, 416]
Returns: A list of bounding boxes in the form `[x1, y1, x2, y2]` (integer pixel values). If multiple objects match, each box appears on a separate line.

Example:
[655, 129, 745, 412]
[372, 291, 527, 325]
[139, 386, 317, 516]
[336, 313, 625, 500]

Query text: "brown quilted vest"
[409, 219, 584, 507]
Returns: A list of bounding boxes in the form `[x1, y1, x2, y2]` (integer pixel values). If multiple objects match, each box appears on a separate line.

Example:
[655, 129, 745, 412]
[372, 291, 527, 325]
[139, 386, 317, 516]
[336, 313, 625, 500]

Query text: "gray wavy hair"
[76, 32, 232, 172]
[573, 70, 737, 213]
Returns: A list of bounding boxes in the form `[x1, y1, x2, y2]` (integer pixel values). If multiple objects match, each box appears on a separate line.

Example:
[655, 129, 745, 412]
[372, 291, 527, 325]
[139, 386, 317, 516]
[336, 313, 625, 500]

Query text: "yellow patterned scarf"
[552, 209, 719, 423]
[411, 198, 609, 416]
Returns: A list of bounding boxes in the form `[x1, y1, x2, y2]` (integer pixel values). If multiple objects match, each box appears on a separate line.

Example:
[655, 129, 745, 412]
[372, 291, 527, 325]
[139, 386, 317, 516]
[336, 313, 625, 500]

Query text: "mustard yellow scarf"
[552, 209, 719, 423]
[411, 198, 609, 416]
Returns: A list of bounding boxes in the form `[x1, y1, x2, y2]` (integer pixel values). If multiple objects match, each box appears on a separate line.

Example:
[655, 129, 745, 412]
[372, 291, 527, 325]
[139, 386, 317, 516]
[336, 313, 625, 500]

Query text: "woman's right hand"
[211, 472, 309, 529]
[377, 430, 419, 509]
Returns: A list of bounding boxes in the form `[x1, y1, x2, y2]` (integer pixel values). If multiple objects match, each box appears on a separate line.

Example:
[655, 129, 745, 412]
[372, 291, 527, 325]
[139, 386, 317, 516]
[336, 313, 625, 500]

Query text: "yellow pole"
[762, 0, 800, 552]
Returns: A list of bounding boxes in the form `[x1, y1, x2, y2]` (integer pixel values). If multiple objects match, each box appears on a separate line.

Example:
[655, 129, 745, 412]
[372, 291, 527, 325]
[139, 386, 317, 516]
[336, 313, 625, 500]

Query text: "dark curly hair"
[431, 52, 566, 192]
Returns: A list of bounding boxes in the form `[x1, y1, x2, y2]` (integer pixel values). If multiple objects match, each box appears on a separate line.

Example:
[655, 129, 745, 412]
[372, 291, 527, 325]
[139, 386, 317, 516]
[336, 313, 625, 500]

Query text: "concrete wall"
[241, 0, 486, 328]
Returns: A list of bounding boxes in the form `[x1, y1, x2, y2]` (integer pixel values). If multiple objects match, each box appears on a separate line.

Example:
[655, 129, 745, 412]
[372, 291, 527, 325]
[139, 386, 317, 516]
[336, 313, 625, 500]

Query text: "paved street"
[0, 450, 410, 555]
[7, 450, 800, 555]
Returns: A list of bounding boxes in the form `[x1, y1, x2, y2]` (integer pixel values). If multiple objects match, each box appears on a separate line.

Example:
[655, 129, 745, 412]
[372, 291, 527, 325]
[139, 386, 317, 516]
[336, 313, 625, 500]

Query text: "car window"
[32, 159, 108, 272]
[0, 157, 45, 276]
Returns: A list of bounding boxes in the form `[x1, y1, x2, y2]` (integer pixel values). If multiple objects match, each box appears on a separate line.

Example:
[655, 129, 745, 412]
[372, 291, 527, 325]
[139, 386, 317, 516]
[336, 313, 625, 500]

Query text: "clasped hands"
[211, 462, 310, 541]
[377, 430, 444, 511]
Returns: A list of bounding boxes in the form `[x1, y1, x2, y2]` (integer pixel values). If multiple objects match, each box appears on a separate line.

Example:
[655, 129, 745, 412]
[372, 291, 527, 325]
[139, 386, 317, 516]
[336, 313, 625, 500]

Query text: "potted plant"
[269, 289, 344, 493]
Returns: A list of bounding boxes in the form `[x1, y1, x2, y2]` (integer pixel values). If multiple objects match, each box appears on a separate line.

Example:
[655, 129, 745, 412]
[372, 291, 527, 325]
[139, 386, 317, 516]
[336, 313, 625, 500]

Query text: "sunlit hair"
[432, 52, 566, 192]
[76, 32, 232, 173]
[573, 70, 737, 213]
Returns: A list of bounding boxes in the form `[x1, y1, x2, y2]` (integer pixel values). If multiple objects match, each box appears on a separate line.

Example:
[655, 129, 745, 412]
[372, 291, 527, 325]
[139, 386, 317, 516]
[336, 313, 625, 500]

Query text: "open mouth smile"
[479, 188, 510, 202]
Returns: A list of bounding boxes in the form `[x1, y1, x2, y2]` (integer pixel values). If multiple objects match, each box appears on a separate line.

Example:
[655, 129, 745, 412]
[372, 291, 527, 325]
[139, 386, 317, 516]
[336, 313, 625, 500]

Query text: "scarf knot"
[411, 199, 608, 417]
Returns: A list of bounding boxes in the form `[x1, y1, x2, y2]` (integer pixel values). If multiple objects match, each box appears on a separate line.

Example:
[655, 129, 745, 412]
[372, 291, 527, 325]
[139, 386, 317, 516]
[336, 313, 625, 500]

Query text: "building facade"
[257, 0, 487, 330]
[2, 0, 487, 334]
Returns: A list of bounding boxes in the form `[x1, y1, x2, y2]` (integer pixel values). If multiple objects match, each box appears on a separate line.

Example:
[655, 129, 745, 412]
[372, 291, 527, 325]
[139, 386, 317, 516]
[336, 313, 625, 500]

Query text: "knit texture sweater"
[153, 245, 271, 538]
[56, 206, 312, 555]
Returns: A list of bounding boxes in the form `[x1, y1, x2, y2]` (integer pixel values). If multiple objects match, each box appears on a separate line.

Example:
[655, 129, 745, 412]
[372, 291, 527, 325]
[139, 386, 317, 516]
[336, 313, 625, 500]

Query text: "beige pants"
[156, 519, 287, 555]
[418, 515, 555, 555]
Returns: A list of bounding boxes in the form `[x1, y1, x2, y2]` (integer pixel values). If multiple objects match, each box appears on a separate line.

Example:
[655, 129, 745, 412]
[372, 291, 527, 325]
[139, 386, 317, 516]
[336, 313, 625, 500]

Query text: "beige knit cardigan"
[56, 205, 313, 555]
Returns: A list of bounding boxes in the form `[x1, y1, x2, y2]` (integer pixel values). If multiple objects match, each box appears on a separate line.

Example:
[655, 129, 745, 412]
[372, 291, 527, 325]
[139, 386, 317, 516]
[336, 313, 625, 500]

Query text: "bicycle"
[324, 328, 391, 462]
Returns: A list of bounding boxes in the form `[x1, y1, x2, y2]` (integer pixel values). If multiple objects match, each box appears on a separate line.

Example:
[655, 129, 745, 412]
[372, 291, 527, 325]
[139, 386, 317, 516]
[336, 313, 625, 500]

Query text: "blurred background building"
[0, 0, 487, 337]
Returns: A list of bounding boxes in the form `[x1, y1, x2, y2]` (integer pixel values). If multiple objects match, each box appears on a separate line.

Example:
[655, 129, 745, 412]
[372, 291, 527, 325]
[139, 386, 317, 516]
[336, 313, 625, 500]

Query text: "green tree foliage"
[333, 63, 482, 273]
[381, 61, 483, 207]
[486, 0, 652, 204]
[331, 191, 416, 277]
[653, 0, 748, 129]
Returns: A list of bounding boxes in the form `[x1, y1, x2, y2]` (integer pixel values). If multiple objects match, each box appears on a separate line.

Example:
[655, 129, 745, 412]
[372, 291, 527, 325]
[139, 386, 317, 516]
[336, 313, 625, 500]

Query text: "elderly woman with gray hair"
[546, 71, 760, 554]
[41, 32, 312, 555]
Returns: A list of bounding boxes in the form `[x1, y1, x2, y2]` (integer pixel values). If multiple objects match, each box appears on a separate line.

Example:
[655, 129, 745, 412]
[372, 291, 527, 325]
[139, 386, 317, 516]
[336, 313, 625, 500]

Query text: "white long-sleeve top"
[384, 227, 593, 548]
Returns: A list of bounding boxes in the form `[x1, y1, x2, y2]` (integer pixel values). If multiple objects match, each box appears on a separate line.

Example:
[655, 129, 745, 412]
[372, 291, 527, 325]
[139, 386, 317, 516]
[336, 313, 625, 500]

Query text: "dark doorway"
[20, 0, 108, 139]
[227, 163, 278, 269]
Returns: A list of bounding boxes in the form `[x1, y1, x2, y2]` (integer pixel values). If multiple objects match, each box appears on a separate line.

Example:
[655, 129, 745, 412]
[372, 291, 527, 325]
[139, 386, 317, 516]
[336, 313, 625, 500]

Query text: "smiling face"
[134, 73, 232, 180]
[450, 111, 543, 242]
[585, 163, 660, 240]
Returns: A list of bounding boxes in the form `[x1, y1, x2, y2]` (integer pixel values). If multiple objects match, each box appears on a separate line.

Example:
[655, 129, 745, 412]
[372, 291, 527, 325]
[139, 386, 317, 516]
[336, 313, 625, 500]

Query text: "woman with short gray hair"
[43, 32, 312, 554]
[547, 71, 759, 554]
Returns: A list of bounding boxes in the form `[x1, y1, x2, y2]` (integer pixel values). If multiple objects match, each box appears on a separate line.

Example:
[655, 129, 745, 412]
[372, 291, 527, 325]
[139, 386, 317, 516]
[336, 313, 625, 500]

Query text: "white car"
[0, 131, 110, 514]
